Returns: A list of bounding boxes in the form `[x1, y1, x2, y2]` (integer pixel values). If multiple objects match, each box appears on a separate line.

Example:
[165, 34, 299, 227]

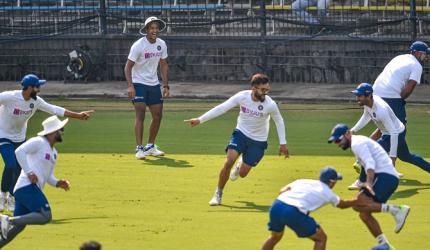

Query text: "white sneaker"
[6, 195, 14, 212]
[0, 193, 6, 211]
[229, 159, 241, 181]
[135, 145, 146, 160]
[348, 179, 362, 190]
[393, 205, 410, 233]
[371, 243, 396, 250]
[144, 145, 165, 157]
[0, 214, 10, 239]
[208, 192, 222, 206]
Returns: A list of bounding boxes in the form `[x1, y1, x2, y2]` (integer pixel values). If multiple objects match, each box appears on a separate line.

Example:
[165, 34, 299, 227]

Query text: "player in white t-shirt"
[348, 83, 430, 189]
[328, 124, 410, 250]
[0, 116, 71, 247]
[263, 167, 353, 250]
[0, 74, 93, 213]
[373, 41, 429, 127]
[184, 73, 289, 206]
[124, 16, 169, 160]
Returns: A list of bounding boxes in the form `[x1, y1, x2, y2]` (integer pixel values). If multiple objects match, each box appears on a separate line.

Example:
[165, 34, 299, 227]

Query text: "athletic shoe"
[348, 179, 362, 190]
[352, 161, 362, 174]
[0, 193, 6, 211]
[135, 145, 146, 160]
[208, 191, 222, 206]
[371, 243, 396, 250]
[6, 195, 14, 212]
[393, 205, 410, 233]
[0, 214, 10, 239]
[229, 159, 241, 181]
[143, 144, 165, 157]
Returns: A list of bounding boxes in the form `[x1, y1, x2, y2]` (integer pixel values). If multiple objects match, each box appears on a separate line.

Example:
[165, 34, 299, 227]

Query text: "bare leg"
[359, 212, 382, 237]
[309, 228, 327, 250]
[147, 103, 163, 144]
[353, 192, 383, 237]
[238, 162, 252, 178]
[217, 149, 240, 190]
[134, 103, 146, 146]
[262, 231, 284, 250]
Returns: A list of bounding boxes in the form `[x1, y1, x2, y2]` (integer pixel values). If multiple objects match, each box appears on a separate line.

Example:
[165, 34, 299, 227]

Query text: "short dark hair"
[80, 241, 101, 250]
[250, 73, 269, 87]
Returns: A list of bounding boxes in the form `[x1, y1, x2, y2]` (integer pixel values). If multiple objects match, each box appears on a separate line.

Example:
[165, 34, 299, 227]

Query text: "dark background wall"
[0, 36, 427, 84]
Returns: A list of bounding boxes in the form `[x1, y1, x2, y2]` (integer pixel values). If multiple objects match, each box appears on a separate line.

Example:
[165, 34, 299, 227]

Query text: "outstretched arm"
[64, 110, 95, 120]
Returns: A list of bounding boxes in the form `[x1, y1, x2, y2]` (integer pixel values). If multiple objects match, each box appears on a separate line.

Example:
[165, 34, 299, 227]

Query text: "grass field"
[5, 99, 430, 250]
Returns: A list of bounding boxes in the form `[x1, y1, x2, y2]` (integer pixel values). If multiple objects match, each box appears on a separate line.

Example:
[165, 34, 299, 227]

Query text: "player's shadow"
[141, 156, 193, 168]
[220, 201, 270, 213]
[51, 215, 108, 224]
[390, 178, 430, 200]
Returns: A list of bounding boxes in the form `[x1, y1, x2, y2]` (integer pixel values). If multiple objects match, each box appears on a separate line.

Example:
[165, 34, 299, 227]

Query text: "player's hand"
[27, 172, 38, 184]
[163, 87, 170, 98]
[79, 110, 95, 120]
[279, 144, 289, 158]
[184, 118, 201, 127]
[56, 180, 71, 191]
[361, 182, 375, 196]
[127, 85, 136, 98]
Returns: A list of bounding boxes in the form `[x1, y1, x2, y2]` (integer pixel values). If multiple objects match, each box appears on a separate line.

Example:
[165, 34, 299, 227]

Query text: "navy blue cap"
[21, 74, 46, 88]
[328, 123, 349, 143]
[351, 83, 373, 96]
[320, 166, 343, 184]
[410, 41, 430, 54]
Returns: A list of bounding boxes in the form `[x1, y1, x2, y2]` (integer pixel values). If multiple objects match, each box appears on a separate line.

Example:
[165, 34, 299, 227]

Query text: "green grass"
[5, 99, 430, 249]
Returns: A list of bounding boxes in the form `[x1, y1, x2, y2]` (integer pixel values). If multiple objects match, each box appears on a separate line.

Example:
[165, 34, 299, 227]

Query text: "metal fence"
[1, 0, 429, 40]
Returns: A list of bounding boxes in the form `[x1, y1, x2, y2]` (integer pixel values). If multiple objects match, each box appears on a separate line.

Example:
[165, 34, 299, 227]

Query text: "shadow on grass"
[390, 178, 430, 200]
[219, 201, 270, 213]
[51, 215, 108, 224]
[141, 157, 193, 168]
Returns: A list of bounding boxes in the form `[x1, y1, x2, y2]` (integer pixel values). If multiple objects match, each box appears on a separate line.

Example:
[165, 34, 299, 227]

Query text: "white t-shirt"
[373, 54, 422, 98]
[198, 90, 287, 144]
[127, 36, 168, 86]
[0, 90, 66, 142]
[351, 135, 399, 177]
[351, 96, 405, 157]
[277, 179, 340, 214]
[14, 136, 59, 192]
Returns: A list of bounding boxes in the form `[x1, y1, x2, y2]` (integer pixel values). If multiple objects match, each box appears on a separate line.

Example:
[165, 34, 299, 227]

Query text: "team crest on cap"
[157, 45, 161, 51]
[258, 105, 263, 110]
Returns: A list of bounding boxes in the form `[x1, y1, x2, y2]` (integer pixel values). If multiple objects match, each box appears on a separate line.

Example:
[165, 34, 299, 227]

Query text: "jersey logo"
[29, 103, 34, 109]
[373, 112, 376, 118]
[258, 105, 264, 111]
[13, 108, 32, 116]
[157, 45, 161, 51]
[45, 153, 51, 160]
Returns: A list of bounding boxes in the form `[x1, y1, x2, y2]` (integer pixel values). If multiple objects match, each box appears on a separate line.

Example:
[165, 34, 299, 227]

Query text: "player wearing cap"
[373, 41, 429, 126]
[184, 73, 289, 206]
[0, 116, 71, 247]
[349, 83, 430, 189]
[262, 166, 357, 250]
[124, 16, 169, 160]
[0, 74, 93, 212]
[328, 124, 410, 250]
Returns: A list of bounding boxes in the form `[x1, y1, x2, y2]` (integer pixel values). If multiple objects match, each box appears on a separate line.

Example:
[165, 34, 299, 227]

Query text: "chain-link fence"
[1, 0, 429, 40]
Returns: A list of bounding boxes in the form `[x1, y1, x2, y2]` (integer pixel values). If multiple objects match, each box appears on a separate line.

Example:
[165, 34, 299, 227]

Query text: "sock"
[145, 143, 154, 149]
[381, 204, 388, 212]
[376, 234, 389, 245]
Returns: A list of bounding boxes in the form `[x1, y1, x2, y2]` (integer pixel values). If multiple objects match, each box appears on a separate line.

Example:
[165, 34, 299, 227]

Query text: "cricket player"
[0, 116, 71, 247]
[0, 74, 93, 212]
[184, 73, 289, 206]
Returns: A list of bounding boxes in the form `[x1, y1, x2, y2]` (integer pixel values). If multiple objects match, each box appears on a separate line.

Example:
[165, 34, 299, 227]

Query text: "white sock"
[145, 143, 154, 148]
[381, 204, 400, 213]
[376, 234, 389, 245]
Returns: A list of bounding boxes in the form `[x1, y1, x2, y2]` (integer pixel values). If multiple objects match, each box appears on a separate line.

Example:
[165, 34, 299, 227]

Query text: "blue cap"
[351, 83, 373, 96]
[21, 74, 46, 88]
[328, 123, 349, 143]
[320, 166, 343, 184]
[410, 41, 430, 54]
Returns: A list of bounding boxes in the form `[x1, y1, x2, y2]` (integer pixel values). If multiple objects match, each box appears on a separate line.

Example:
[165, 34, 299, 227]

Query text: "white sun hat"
[139, 16, 166, 35]
[37, 116, 69, 136]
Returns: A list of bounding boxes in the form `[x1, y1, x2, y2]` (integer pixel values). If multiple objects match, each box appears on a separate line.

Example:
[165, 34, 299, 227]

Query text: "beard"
[340, 139, 351, 150]
[55, 133, 63, 143]
[254, 92, 266, 102]
[30, 90, 38, 100]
